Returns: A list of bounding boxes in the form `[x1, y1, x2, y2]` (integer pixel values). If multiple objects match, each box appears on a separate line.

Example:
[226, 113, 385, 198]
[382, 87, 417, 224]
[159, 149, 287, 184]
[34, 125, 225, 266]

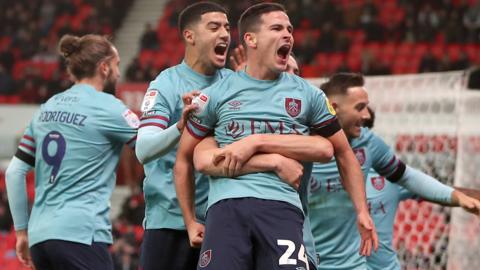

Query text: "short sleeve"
[370, 132, 406, 182]
[139, 79, 177, 130]
[101, 98, 139, 148]
[308, 85, 341, 137]
[15, 121, 37, 167]
[185, 87, 217, 139]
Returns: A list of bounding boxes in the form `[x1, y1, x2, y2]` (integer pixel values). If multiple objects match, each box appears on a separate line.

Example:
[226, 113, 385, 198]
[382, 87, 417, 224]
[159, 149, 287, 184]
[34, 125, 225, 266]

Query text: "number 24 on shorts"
[277, 239, 309, 270]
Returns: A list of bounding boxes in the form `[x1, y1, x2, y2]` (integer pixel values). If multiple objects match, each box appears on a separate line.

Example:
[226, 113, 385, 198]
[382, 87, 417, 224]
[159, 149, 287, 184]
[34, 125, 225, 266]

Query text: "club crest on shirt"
[199, 249, 212, 268]
[141, 90, 158, 112]
[371, 176, 385, 191]
[353, 148, 366, 166]
[285, 98, 301, 117]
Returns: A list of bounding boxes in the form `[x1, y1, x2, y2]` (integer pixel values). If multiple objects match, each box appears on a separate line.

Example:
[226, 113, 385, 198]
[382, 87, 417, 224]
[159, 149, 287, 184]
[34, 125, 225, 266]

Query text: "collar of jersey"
[180, 60, 216, 81]
[238, 70, 283, 86]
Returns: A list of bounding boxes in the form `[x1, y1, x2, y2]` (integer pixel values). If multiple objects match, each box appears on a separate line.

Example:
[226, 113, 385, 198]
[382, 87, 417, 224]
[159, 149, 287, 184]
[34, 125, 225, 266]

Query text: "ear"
[331, 100, 339, 111]
[244, 33, 257, 48]
[99, 61, 109, 78]
[184, 29, 195, 45]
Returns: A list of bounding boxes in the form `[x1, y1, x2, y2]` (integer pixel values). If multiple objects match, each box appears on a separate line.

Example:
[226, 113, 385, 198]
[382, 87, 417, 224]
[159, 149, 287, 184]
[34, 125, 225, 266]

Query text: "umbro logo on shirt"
[227, 100, 242, 110]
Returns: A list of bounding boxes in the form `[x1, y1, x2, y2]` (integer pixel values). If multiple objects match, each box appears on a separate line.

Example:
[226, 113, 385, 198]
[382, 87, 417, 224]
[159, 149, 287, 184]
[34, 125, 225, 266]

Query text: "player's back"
[26, 83, 137, 247]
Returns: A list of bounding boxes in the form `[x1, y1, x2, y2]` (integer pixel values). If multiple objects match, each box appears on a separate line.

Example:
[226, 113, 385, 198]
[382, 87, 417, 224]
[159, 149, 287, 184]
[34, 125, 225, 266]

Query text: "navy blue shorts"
[141, 228, 200, 270]
[198, 198, 309, 270]
[30, 240, 113, 270]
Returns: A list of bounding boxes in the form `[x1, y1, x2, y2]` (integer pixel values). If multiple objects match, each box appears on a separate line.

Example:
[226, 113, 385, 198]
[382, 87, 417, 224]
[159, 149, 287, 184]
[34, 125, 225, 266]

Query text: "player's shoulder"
[147, 65, 179, 92]
[202, 70, 236, 96]
[218, 67, 235, 78]
[283, 73, 323, 95]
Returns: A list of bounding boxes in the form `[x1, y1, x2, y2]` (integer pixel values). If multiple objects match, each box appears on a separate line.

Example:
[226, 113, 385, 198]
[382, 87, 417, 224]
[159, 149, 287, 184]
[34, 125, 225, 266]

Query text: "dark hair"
[363, 106, 376, 128]
[238, 2, 286, 46]
[178, 2, 227, 36]
[320, 73, 365, 97]
[58, 34, 115, 81]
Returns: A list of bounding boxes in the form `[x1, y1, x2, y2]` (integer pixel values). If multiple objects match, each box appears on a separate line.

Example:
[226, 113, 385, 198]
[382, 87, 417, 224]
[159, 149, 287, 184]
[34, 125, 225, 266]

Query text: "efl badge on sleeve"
[371, 176, 385, 191]
[192, 93, 209, 115]
[122, 109, 140, 128]
[141, 90, 158, 112]
[353, 148, 366, 166]
[285, 98, 302, 117]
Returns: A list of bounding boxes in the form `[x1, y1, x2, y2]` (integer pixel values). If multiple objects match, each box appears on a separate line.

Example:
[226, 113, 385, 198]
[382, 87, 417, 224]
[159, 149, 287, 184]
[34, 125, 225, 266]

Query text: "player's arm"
[194, 136, 304, 189]
[136, 90, 199, 164]
[327, 129, 378, 256]
[212, 133, 333, 177]
[6, 128, 36, 268]
[174, 130, 204, 247]
[455, 187, 480, 201]
[370, 133, 480, 215]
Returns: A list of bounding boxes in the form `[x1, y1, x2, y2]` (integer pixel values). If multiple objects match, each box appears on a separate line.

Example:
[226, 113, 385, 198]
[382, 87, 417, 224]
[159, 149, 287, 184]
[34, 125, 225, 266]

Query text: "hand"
[177, 90, 200, 131]
[356, 212, 378, 256]
[455, 190, 480, 215]
[229, 45, 246, 71]
[273, 155, 303, 190]
[16, 230, 34, 268]
[212, 136, 258, 177]
[186, 221, 205, 248]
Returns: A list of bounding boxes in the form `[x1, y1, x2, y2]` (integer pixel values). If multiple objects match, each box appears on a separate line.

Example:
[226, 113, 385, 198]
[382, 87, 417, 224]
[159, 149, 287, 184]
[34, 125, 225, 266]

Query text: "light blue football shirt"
[187, 71, 340, 266]
[15, 83, 138, 247]
[187, 70, 339, 212]
[139, 61, 232, 230]
[309, 127, 405, 270]
[366, 170, 415, 270]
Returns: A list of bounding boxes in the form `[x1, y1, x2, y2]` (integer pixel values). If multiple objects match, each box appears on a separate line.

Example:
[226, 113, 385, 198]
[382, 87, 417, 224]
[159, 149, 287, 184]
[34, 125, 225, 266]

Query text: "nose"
[219, 27, 229, 41]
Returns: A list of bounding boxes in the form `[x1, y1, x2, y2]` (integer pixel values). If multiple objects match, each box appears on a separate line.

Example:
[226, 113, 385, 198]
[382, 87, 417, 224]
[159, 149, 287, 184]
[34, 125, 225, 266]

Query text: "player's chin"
[211, 55, 227, 68]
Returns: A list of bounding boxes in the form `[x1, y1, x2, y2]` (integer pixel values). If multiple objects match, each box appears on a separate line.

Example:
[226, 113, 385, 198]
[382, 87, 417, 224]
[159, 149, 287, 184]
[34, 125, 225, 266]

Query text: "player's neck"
[77, 77, 104, 92]
[245, 61, 280, 81]
[184, 49, 216, 76]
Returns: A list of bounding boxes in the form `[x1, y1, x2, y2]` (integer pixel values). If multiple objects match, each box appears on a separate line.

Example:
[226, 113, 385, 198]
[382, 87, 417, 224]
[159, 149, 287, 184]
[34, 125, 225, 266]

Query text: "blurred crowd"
[0, 0, 132, 103]
[127, 0, 480, 81]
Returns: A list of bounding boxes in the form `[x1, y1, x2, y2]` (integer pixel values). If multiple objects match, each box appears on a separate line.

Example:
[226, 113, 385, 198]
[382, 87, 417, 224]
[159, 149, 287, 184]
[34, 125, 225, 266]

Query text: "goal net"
[309, 71, 480, 269]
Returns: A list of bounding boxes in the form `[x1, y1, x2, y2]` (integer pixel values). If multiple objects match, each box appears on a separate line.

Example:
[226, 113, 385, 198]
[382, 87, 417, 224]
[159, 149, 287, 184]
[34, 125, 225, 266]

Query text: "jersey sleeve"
[308, 86, 341, 137]
[398, 186, 418, 201]
[139, 79, 177, 130]
[185, 86, 218, 139]
[15, 120, 36, 167]
[100, 98, 139, 148]
[369, 132, 406, 182]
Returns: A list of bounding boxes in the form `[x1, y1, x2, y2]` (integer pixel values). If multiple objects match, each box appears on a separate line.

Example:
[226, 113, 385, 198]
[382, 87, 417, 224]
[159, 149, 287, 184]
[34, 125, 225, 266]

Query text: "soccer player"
[363, 106, 480, 270]
[134, 2, 232, 269]
[5, 34, 138, 270]
[308, 73, 480, 270]
[174, 3, 377, 269]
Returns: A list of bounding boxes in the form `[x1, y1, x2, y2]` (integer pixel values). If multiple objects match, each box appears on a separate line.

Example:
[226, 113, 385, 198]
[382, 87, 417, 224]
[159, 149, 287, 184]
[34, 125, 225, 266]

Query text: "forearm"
[253, 134, 333, 162]
[5, 157, 32, 230]
[336, 148, 369, 214]
[396, 166, 454, 205]
[455, 187, 480, 201]
[174, 154, 197, 225]
[195, 150, 277, 177]
[136, 125, 181, 164]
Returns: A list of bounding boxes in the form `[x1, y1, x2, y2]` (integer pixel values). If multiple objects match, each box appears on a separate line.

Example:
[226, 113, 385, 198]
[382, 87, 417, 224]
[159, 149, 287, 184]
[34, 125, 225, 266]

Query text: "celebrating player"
[174, 3, 376, 269]
[308, 73, 480, 270]
[134, 2, 232, 270]
[5, 34, 138, 270]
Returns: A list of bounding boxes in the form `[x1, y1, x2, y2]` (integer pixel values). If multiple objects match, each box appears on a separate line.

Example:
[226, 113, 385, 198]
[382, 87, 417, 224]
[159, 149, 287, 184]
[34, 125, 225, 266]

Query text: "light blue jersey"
[187, 71, 339, 265]
[309, 127, 405, 270]
[187, 70, 338, 211]
[366, 170, 415, 270]
[15, 84, 138, 247]
[139, 61, 232, 230]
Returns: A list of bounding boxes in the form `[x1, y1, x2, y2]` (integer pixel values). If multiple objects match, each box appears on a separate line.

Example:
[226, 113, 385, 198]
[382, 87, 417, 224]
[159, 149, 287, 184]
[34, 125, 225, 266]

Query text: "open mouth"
[277, 44, 291, 60]
[214, 43, 228, 56]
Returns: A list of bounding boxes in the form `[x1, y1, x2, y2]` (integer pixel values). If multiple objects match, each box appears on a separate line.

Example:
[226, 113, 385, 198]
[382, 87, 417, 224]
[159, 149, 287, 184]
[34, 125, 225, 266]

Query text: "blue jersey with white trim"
[309, 127, 405, 270]
[15, 84, 138, 247]
[139, 61, 232, 229]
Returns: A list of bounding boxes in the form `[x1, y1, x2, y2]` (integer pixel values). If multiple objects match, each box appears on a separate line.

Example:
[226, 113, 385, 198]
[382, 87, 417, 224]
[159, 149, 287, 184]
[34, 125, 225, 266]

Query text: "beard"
[103, 68, 117, 96]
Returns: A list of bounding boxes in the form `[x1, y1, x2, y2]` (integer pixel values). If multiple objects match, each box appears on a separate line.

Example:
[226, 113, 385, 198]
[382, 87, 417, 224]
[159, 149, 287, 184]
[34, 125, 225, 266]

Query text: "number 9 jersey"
[14, 83, 138, 247]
